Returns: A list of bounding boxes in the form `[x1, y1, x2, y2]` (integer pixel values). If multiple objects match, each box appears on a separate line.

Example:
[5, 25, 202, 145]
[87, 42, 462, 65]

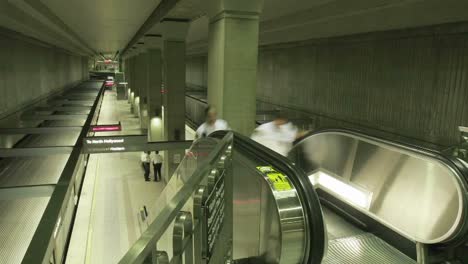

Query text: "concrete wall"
[186, 22, 468, 147]
[186, 54, 208, 90]
[0, 30, 88, 119]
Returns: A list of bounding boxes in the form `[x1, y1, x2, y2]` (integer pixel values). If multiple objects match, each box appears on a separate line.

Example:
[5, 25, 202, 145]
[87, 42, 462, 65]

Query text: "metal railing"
[118, 132, 233, 264]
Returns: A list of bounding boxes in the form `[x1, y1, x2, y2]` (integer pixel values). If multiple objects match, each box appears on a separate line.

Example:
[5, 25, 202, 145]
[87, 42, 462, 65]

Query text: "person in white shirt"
[151, 151, 164, 182]
[140, 151, 151, 181]
[196, 106, 230, 139]
[251, 113, 299, 156]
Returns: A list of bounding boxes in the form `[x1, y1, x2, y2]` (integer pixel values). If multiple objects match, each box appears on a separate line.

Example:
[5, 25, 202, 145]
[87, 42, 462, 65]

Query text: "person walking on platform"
[151, 151, 163, 182]
[141, 151, 151, 181]
[196, 106, 230, 139]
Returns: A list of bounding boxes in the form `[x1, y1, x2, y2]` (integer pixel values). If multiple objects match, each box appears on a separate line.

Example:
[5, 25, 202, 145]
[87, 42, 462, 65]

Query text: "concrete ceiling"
[2, 0, 468, 57]
[0, 0, 162, 56]
[185, 0, 468, 54]
[41, 0, 161, 54]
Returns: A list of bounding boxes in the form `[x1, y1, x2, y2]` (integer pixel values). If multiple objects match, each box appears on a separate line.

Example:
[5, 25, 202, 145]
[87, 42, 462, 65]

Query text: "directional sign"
[90, 123, 121, 132]
[82, 135, 193, 153]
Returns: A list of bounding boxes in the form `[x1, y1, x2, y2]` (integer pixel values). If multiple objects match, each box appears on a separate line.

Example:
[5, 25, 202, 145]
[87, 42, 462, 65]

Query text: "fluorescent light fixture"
[309, 171, 373, 210]
[151, 117, 162, 127]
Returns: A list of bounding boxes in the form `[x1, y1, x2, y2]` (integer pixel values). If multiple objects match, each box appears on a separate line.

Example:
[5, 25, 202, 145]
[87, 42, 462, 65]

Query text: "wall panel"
[0, 30, 87, 119]
[186, 23, 468, 146]
[257, 25, 468, 146]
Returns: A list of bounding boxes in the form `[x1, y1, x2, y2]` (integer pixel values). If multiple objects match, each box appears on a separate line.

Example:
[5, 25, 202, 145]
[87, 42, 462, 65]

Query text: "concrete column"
[122, 56, 130, 101]
[129, 49, 138, 111]
[136, 41, 149, 130]
[145, 35, 164, 142]
[162, 20, 189, 180]
[132, 47, 142, 118]
[207, 0, 263, 135]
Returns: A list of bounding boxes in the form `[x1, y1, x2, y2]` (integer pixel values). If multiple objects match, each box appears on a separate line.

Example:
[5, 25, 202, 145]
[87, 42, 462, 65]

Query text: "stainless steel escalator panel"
[291, 131, 468, 244]
[323, 233, 415, 264]
[232, 152, 307, 264]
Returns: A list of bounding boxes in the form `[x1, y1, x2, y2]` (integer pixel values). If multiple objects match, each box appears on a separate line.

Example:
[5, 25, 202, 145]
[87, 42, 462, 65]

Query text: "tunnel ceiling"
[1, 0, 468, 57]
[42, 0, 162, 54]
[185, 0, 468, 54]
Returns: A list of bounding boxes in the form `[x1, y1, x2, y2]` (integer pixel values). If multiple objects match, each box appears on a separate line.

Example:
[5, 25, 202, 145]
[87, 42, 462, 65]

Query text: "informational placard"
[203, 172, 225, 262]
[257, 166, 292, 191]
[82, 135, 193, 154]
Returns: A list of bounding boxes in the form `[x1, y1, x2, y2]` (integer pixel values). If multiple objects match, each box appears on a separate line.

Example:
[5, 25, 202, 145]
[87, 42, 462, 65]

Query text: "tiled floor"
[66, 90, 165, 264]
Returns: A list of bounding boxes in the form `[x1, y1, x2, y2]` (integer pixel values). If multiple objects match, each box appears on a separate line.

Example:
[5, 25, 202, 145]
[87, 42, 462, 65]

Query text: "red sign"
[90, 123, 122, 132]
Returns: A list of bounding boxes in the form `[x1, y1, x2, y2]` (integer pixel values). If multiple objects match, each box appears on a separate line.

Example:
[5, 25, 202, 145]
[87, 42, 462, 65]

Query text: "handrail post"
[173, 211, 194, 264]
[155, 251, 169, 264]
[193, 186, 208, 264]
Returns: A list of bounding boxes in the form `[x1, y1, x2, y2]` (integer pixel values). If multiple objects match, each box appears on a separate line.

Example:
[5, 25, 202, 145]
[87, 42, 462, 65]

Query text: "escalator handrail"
[293, 127, 468, 246]
[210, 131, 326, 264]
[118, 132, 233, 264]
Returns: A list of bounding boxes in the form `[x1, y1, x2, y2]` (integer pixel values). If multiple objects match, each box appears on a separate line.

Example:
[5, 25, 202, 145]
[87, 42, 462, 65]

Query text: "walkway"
[66, 90, 164, 264]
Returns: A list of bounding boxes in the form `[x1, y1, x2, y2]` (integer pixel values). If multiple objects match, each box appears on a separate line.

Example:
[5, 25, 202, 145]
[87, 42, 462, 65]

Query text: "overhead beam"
[63, 92, 99, 97]
[0, 184, 55, 200]
[47, 100, 94, 106]
[0, 127, 82, 135]
[35, 106, 92, 112]
[0, 146, 74, 157]
[56, 95, 97, 100]
[20, 0, 97, 55]
[0, 2, 92, 56]
[21, 114, 88, 121]
[121, 0, 183, 57]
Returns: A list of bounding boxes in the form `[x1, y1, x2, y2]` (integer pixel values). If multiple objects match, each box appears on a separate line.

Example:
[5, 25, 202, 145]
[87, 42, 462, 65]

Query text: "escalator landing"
[322, 208, 415, 264]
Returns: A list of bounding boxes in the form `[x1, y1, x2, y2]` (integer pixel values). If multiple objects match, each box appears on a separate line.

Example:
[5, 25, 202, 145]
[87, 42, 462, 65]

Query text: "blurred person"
[151, 151, 164, 182]
[196, 106, 229, 138]
[141, 151, 151, 181]
[251, 113, 299, 156]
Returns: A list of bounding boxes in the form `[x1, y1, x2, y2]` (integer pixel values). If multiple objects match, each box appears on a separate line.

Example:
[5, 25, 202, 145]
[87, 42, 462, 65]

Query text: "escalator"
[213, 131, 325, 263]
[289, 129, 468, 264]
[118, 131, 326, 264]
[118, 128, 468, 264]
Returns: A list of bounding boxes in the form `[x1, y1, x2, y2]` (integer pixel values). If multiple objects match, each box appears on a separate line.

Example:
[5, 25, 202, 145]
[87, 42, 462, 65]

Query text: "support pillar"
[130, 48, 138, 113]
[162, 20, 189, 180]
[207, 0, 263, 135]
[136, 41, 149, 130]
[145, 35, 164, 142]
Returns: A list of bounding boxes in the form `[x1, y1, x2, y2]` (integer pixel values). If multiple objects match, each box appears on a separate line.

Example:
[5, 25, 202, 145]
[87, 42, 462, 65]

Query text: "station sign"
[90, 122, 121, 132]
[82, 135, 193, 154]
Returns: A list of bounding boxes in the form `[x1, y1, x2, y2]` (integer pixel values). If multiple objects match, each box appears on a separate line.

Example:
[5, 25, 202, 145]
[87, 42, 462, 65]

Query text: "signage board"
[82, 135, 193, 154]
[90, 123, 121, 132]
